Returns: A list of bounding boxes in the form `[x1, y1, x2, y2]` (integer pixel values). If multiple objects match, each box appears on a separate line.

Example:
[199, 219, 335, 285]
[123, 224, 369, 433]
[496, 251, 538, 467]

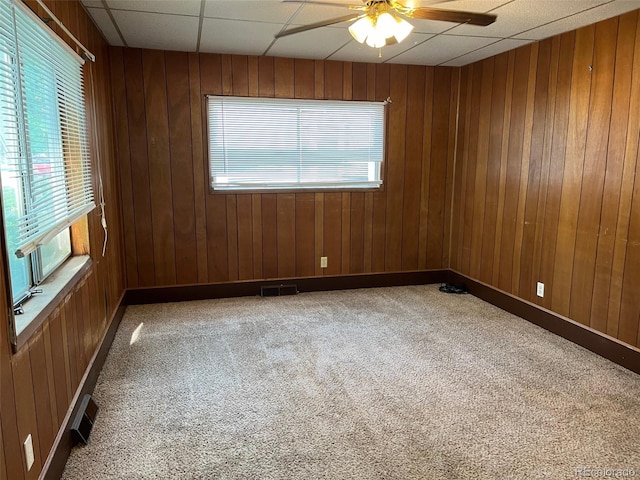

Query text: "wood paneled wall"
[109, 50, 459, 287]
[4, 7, 637, 478]
[450, 10, 640, 349]
[0, 2, 125, 479]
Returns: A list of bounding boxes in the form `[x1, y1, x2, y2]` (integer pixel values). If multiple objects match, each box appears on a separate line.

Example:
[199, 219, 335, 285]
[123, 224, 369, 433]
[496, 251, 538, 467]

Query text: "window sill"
[209, 185, 384, 195]
[14, 255, 92, 351]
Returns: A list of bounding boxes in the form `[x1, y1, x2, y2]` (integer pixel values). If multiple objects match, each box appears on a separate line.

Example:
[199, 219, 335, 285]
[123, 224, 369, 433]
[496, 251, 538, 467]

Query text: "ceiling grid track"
[101, 0, 128, 48]
[196, 0, 206, 52]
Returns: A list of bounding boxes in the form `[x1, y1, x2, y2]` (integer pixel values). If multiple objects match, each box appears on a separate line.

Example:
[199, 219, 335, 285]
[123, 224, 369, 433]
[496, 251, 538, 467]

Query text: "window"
[0, 0, 94, 311]
[207, 96, 385, 191]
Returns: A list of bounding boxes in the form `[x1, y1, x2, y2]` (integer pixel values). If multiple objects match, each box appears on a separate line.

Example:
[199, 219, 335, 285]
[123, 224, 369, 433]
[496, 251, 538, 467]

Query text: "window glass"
[40, 228, 71, 279]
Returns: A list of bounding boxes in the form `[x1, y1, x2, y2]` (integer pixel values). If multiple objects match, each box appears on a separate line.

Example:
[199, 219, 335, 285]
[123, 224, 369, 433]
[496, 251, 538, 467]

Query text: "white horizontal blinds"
[11, 1, 94, 257]
[0, 0, 33, 297]
[208, 96, 384, 191]
[0, 0, 19, 176]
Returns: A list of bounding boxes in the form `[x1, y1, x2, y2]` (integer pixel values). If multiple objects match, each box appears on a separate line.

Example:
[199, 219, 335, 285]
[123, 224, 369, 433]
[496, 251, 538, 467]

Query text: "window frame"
[205, 95, 388, 195]
[0, 0, 95, 349]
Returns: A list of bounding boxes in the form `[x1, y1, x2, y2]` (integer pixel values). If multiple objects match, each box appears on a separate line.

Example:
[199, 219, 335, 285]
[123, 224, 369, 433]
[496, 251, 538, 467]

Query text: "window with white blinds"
[0, 0, 94, 258]
[207, 96, 385, 191]
[0, 0, 94, 303]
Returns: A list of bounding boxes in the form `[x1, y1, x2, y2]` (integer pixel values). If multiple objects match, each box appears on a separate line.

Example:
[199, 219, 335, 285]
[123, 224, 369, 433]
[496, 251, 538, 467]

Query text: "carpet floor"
[62, 285, 640, 479]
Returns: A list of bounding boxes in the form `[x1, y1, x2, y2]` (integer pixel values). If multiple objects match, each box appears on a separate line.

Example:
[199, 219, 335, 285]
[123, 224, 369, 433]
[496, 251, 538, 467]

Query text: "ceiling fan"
[275, 0, 497, 49]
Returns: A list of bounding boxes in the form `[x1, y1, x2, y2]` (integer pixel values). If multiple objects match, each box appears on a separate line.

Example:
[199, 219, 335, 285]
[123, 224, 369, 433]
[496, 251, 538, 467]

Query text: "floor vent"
[260, 284, 298, 297]
[71, 394, 99, 445]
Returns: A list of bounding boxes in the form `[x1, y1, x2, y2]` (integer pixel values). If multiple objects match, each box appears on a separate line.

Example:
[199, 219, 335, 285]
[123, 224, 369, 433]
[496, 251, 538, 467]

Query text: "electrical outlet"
[24, 434, 34, 471]
[536, 282, 544, 298]
[320, 256, 328, 268]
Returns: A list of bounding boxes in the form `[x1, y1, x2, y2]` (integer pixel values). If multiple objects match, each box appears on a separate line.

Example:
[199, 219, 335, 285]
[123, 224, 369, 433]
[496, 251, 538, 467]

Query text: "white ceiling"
[80, 0, 640, 66]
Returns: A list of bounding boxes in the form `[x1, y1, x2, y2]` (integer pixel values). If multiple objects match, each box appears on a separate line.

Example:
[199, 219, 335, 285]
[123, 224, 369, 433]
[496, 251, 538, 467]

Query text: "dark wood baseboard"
[447, 270, 640, 375]
[40, 292, 127, 480]
[125, 270, 449, 305]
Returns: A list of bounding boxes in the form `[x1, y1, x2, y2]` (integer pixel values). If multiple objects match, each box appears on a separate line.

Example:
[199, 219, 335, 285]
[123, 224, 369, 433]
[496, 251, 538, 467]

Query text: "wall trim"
[40, 292, 127, 480]
[125, 270, 449, 305]
[447, 270, 640, 375]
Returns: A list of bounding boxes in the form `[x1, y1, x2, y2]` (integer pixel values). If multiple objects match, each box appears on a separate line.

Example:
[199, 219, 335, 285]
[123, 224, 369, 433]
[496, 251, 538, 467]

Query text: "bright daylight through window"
[0, 0, 94, 327]
[207, 96, 385, 191]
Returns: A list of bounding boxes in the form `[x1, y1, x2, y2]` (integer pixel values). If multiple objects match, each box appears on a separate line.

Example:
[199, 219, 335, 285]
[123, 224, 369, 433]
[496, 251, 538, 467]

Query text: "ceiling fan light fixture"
[348, 7, 415, 49]
[365, 28, 386, 48]
[376, 12, 397, 38]
[349, 16, 374, 43]
[393, 16, 414, 43]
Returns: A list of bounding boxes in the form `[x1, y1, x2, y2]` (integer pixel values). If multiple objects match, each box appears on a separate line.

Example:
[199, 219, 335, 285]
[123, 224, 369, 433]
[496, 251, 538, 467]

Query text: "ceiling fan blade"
[407, 7, 497, 26]
[275, 14, 362, 38]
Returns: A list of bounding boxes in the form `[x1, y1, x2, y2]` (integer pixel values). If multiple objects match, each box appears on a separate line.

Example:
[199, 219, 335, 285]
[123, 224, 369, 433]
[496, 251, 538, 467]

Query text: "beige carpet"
[62, 285, 640, 479]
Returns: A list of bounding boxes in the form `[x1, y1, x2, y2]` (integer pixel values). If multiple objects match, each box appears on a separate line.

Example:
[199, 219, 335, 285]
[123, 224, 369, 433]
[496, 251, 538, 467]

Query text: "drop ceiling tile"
[440, 38, 532, 66]
[449, 0, 610, 38]
[269, 24, 354, 60]
[513, 0, 640, 40]
[112, 10, 199, 51]
[81, 0, 105, 8]
[293, 3, 361, 25]
[329, 32, 435, 63]
[107, 0, 202, 15]
[389, 34, 498, 65]
[204, 0, 299, 23]
[86, 7, 124, 46]
[200, 18, 281, 55]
